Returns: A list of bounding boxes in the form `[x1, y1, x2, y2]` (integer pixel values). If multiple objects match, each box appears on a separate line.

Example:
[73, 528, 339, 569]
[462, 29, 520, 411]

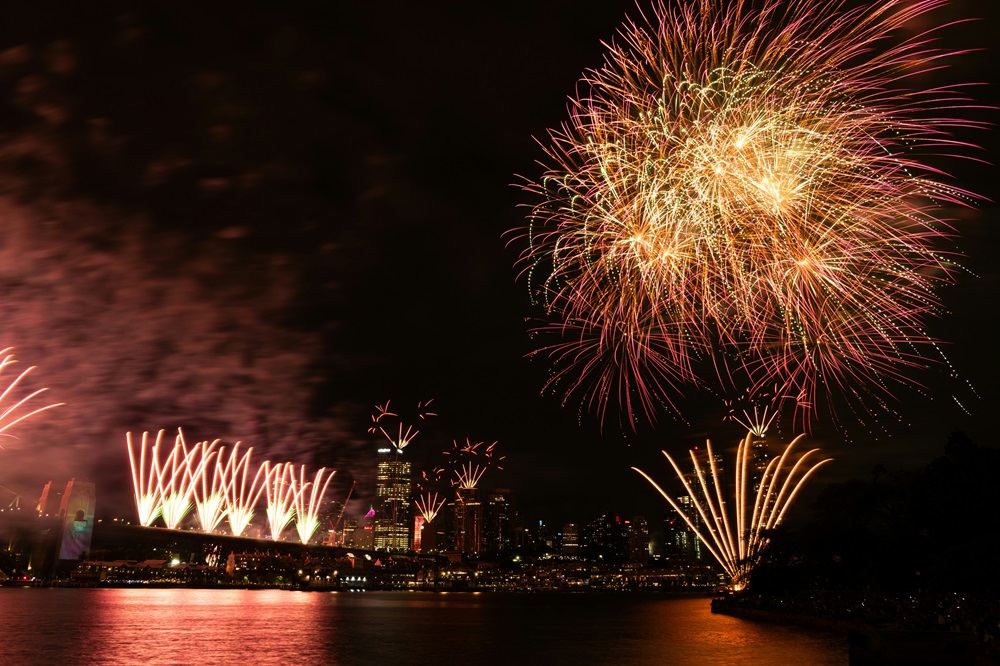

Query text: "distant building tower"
[36, 481, 64, 517]
[373, 449, 412, 551]
[413, 514, 426, 552]
[354, 507, 376, 550]
[58, 479, 96, 561]
[626, 516, 649, 564]
[750, 436, 771, 492]
[584, 513, 628, 563]
[668, 496, 703, 561]
[453, 487, 483, 555]
[483, 488, 514, 554]
[561, 523, 580, 556]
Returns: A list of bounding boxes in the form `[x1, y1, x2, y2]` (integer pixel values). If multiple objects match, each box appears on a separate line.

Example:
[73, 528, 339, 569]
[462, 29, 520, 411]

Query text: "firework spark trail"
[445, 438, 504, 489]
[263, 461, 299, 541]
[126, 430, 164, 527]
[369, 399, 437, 453]
[454, 462, 487, 490]
[0, 350, 63, 444]
[517, 0, 983, 429]
[156, 429, 201, 529]
[633, 432, 831, 589]
[191, 439, 227, 533]
[415, 491, 447, 524]
[220, 443, 269, 537]
[292, 465, 336, 544]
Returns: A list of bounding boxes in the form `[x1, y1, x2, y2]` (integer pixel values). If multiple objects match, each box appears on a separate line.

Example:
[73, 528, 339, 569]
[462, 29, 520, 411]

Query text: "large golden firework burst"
[517, 0, 982, 429]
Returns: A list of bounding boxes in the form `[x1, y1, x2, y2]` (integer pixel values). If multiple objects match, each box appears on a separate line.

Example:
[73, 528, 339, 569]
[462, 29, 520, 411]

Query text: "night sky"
[0, 0, 996, 531]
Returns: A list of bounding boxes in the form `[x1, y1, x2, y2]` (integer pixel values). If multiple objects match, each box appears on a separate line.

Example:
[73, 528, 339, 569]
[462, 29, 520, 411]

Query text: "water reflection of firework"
[517, 0, 982, 429]
[634, 432, 831, 589]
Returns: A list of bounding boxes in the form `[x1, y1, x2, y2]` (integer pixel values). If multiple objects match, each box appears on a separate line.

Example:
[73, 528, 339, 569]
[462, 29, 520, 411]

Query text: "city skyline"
[0, 0, 996, 534]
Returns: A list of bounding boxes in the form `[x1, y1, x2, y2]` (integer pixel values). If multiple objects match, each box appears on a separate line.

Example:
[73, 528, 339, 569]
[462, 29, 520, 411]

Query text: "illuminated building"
[560, 523, 579, 556]
[413, 514, 426, 552]
[483, 488, 514, 554]
[666, 497, 703, 561]
[453, 487, 482, 555]
[58, 479, 96, 561]
[625, 516, 649, 564]
[36, 481, 64, 517]
[583, 513, 628, 563]
[373, 449, 412, 551]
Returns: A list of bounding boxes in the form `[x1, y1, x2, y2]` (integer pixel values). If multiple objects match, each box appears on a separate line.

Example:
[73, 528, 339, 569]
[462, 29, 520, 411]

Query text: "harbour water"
[0, 588, 847, 665]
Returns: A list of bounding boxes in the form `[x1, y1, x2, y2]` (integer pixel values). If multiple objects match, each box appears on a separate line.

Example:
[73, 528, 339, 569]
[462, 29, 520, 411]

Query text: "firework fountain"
[191, 440, 227, 533]
[516, 0, 983, 429]
[634, 432, 832, 590]
[157, 430, 201, 530]
[126, 430, 165, 527]
[220, 443, 269, 537]
[292, 465, 336, 544]
[126, 432, 336, 541]
[263, 461, 299, 541]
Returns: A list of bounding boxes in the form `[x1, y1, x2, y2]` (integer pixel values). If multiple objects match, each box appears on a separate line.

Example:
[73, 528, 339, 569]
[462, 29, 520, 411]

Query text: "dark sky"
[0, 0, 996, 530]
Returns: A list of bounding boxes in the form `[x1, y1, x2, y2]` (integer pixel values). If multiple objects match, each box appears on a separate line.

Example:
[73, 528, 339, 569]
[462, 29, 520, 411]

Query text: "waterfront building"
[560, 523, 579, 556]
[665, 497, 703, 561]
[373, 448, 412, 551]
[483, 488, 514, 554]
[453, 486, 482, 555]
[583, 513, 628, 563]
[625, 516, 649, 564]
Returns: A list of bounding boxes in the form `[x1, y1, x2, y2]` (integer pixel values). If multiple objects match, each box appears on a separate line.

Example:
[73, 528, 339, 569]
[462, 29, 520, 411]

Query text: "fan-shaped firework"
[126, 430, 165, 527]
[292, 465, 336, 544]
[191, 440, 226, 533]
[0, 349, 63, 445]
[445, 439, 505, 489]
[634, 432, 832, 589]
[517, 0, 982, 428]
[368, 398, 437, 453]
[263, 461, 299, 541]
[221, 443, 269, 537]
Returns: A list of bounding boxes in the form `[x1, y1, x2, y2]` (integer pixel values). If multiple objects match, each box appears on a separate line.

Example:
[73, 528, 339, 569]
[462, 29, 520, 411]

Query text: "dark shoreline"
[711, 596, 1000, 665]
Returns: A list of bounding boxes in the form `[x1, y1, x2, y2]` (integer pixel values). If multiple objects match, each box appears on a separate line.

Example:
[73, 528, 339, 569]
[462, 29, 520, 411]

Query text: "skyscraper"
[483, 488, 514, 554]
[668, 496, 703, 561]
[373, 448, 412, 551]
[625, 516, 649, 564]
[560, 523, 579, 556]
[453, 486, 482, 555]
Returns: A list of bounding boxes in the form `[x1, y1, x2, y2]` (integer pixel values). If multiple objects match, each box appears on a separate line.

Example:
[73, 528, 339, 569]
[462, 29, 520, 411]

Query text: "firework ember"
[517, 0, 982, 428]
